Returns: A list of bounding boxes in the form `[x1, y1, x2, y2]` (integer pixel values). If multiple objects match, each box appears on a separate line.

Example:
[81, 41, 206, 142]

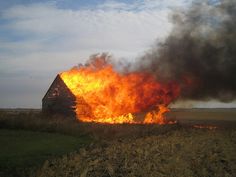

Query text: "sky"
[0, 0, 235, 108]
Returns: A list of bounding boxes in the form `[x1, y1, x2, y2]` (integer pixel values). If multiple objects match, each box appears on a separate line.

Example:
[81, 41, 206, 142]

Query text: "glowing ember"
[60, 56, 180, 124]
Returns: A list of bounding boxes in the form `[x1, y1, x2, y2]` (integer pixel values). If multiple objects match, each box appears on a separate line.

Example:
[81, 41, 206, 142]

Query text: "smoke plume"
[138, 0, 236, 102]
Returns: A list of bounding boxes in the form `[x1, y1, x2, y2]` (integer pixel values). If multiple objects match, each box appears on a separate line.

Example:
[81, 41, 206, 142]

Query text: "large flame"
[60, 56, 180, 124]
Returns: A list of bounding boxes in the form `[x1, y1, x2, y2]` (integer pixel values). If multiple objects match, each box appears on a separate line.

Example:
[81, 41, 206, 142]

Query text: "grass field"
[0, 129, 91, 177]
[37, 128, 236, 177]
[0, 109, 235, 177]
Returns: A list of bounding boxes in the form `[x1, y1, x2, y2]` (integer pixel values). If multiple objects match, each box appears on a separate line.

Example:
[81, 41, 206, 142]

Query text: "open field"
[0, 129, 91, 177]
[168, 108, 236, 128]
[37, 128, 236, 177]
[0, 109, 235, 177]
[1, 108, 236, 128]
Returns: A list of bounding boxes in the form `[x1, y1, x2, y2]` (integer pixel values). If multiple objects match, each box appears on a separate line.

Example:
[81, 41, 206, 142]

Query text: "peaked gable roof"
[42, 74, 75, 101]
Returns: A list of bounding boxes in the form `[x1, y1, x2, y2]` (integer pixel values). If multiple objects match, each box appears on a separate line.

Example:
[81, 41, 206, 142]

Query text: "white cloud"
[1, 1, 176, 57]
[2, 1, 193, 56]
[0, 0, 189, 108]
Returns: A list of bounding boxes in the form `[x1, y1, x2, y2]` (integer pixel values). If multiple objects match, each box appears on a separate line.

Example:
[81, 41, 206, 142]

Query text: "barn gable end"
[42, 74, 76, 117]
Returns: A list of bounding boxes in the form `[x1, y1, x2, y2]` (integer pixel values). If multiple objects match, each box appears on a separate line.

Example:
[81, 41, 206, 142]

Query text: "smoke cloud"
[137, 0, 236, 102]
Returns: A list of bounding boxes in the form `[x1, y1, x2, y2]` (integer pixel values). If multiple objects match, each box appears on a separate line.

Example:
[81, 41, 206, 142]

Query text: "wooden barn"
[42, 75, 76, 117]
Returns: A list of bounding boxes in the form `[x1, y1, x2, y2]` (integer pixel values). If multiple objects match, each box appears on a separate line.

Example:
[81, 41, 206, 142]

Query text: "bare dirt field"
[168, 108, 236, 128]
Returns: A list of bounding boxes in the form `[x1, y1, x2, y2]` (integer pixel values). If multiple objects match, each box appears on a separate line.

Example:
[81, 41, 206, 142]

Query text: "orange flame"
[60, 56, 180, 124]
[144, 105, 176, 124]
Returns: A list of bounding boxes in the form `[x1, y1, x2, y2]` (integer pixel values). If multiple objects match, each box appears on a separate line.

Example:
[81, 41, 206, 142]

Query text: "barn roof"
[42, 74, 75, 101]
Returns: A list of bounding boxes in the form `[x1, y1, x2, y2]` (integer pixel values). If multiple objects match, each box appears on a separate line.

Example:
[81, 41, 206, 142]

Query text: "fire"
[60, 56, 180, 124]
[144, 105, 176, 124]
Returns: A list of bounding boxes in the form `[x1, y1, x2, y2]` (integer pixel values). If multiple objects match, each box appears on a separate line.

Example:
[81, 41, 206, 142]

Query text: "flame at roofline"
[60, 55, 180, 124]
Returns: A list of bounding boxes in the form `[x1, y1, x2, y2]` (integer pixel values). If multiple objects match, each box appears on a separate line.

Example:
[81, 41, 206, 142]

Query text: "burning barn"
[42, 55, 180, 124]
[42, 74, 76, 117]
[42, 0, 236, 124]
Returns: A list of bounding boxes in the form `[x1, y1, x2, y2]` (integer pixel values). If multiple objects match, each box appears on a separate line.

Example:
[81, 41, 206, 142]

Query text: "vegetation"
[0, 110, 235, 177]
[36, 128, 236, 177]
[0, 111, 92, 177]
[0, 111, 83, 137]
[0, 129, 90, 177]
[0, 110, 180, 141]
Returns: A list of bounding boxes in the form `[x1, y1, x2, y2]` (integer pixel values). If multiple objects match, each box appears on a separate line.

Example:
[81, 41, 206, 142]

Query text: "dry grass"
[0, 110, 179, 141]
[1, 110, 236, 177]
[36, 128, 236, 177]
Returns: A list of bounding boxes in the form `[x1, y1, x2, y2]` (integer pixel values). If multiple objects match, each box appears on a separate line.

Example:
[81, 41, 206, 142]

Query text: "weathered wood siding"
[42, 75, 76, 117]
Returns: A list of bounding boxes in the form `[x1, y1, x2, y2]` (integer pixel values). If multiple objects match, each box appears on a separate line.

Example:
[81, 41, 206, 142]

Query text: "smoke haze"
[138, 0, 236, 102]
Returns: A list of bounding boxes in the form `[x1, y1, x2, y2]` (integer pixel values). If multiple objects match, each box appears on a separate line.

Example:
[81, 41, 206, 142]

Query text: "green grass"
[0, 129, 91, 177]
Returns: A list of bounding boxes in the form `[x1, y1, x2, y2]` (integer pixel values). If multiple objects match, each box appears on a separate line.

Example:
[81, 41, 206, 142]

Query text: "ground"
[0, 129, 90, 177]
[37, 128, 236, 177]
[0, 109, 235, 177]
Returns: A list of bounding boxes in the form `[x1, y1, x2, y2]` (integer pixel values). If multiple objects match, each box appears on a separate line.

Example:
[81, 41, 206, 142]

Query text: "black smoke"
[138, 0, 236, 102]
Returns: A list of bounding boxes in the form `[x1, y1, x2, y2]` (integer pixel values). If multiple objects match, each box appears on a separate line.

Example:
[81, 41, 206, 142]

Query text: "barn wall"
[42, 75, 76, 117]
